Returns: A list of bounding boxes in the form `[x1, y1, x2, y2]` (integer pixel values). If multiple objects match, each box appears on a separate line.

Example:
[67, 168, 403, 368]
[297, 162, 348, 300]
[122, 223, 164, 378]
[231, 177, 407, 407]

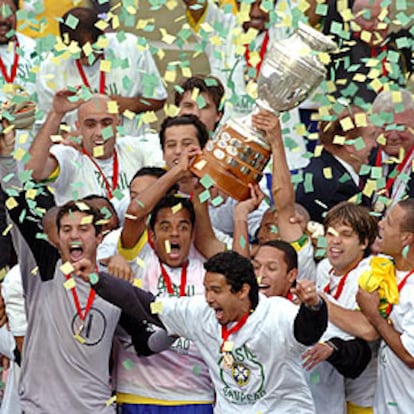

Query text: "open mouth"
[214, 308, 224, 322]
[168, 242, 181, 259]
[69, 242, 84, 261]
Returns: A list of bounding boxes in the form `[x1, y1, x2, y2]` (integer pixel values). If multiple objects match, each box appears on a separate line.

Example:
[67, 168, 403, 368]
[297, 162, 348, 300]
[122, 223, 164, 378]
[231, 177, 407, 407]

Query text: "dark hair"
[397, 199, 414, 233]
[174, 75, 225, 115]
[59, 7, 103, 45]
[149, 195, 195, 231]
[159, 114, 209, 151]
[260, 240, 298, 272]
[324, 202, 378, 256]
[130, 166, 179, 195]
[82, 194, 119, 229]
[56, 200, 104, 236]
[204, 251, 259, 310]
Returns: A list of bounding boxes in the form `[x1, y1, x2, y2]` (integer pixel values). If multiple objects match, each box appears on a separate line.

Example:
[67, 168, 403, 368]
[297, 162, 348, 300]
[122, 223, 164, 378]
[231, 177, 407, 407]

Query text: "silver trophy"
[191, 22, 337, 201]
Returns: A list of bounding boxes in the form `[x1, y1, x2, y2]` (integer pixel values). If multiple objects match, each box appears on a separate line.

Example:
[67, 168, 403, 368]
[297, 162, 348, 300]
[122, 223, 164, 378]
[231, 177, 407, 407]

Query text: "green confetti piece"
[135, 199, 145, 208]
[310, 372, 320, 384]
[402, 245, 409, 258]
[315, 3, 328, 16]
[211, 196, 223, 207]
[370, 167, 382, 179]
[270, 224, 278, 234]
[239, 235, 246, 249]
[387, 401, 398, 407]
[65, 14, 79, 30]
[338, 173, 351, 184]
[317, 236, 327, 248]
[199, 174, 214, 189]
[100, 206, 112, 219]
[195, 95, 206, 109]
[112, 189, 124, 201]
[35, 232, 48, 240]
[101, 126, 114, 140]
[198, 189, 210, 203]
[192, 364, 201, 376]
[304, 173, 314, 193]
[88, 272, 99, 285]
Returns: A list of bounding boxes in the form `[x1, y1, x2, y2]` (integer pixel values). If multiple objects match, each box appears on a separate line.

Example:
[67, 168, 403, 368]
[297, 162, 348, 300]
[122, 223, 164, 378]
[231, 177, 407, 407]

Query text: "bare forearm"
[233, 209, 250, 258]
[193, 195, 224, 258]
[26, 111, 63, 179]
[327, 301, 378, 341]
[111, 96, 165, 114]
[368, 313, 414, 368]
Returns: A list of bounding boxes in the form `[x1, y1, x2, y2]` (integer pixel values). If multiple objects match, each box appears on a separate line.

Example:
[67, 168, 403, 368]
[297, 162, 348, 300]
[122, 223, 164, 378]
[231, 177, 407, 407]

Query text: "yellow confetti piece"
[191, 87, 200, 102]
[99, 60, 112, 73]
[107, 101, 119, 114]
[376, 133, 386, 146]
[182, 67, 192, 78]
[164, 69, 176, 83]
[25, 189, 37, 200]
[141, 111, 158, 124]
[96, 36, 109, 49]
[150, 301, 163, 314]
[355, 113, 367, 127]
[5, 197, 17, 210]
[318, 52, 331, 65]
[340, 8, 353, 21]
[133, 278, 143, 288]
[13, 147, 26, 161]
[314, 145, 323, 157]
[360, 30, 372, 43]
[123, 109, 135, 120]
[93, 146, 104, 158]
[82, 42, 93, 57]
[75, 202, 90, 211]
[333, 135, 346, 145]
[124, 213, 138, 220]
[136, 257, 145, 269]
[165, 239, 171, 254]
[353, 73, 367, 82]
[160, 28, 176, 45]
[323, 167, 333, 179]
[223, 341, 234, 352]
[296, 123, 307, 136]
[340, 117, 354, 132]
[369, 78, 383, 93]
[391, 91, 402, 103]
[31, 266, 39, 275]
[18, 133, 28, 144]
[50, 135, 63, 143]
[64, 277, 76, 290]
[171, 203, 182, 214]
[74, 333, 86, 344]
[166, 0, 178, 10]
[106, 395, 116, 406]
[363, 180, 376, 197]
[80, 215, 93, 225]
[193, 159, 207, 171]
[111, 15, 120, 29]
[327, 227, 339, 237]
[2, 224, 12, 236]
[60, 261, 74, 275]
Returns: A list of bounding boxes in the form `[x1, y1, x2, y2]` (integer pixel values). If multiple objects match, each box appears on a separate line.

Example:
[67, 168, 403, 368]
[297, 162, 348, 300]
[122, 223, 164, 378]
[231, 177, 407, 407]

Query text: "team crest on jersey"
[232, 363, 250, 386]
[219, 344, 266, 404]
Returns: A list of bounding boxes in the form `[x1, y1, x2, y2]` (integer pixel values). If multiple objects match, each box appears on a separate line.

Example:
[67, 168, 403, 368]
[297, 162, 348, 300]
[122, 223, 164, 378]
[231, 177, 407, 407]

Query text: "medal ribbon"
[65, 274, 96, 322]
[159, 260, 188, 297]
[244, 30, 269, 79]
[82, 148, 119, 199]
[324, 264, 358, 301]
[75, 58, 106, 93]
[386, 269, 414, 315]
[221, 311, 250, 352]
[0, 41, 19, 83]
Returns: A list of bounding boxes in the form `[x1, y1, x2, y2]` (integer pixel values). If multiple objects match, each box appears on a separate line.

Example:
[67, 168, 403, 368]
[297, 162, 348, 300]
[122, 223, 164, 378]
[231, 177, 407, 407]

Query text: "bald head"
[76, 94, 120, 160]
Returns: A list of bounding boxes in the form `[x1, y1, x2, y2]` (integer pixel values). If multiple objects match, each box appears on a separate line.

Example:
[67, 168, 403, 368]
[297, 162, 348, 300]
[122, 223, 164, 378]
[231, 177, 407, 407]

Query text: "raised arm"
[120, 146, 201, 249]
[252, 110, 303, 243]
[25, 89, 84, 181]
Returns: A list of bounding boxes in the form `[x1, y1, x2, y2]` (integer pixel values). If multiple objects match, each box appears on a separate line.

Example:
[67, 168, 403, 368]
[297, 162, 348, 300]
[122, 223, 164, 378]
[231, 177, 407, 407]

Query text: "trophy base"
[190, 152, 255, 201]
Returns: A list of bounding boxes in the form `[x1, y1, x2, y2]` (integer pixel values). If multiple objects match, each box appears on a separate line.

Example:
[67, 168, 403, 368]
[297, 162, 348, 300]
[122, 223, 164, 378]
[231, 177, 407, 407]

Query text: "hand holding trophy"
[190, 23, 337, 201]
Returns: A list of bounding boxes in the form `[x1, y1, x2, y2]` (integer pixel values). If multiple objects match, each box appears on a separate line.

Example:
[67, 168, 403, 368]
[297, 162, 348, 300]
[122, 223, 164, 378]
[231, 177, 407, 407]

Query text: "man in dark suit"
[295, 106, 377, 223]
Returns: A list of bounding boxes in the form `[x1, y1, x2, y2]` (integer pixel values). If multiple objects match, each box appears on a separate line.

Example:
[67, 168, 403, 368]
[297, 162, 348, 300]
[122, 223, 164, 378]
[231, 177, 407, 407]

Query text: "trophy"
[190, 22, 337, 201]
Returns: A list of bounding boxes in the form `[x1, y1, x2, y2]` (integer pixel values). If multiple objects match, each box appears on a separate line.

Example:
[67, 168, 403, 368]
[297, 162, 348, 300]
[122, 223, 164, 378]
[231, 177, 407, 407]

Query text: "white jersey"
[310, 257, 376, 410]
[374, 269, 414, 414]
[189, 0, 309, 171]
[49, 136, 147, 211]
[36, 32, 167, 136]
[115, 244, 214, 404]
[159, 294, 315, 414]
[0, 33, 38, 100]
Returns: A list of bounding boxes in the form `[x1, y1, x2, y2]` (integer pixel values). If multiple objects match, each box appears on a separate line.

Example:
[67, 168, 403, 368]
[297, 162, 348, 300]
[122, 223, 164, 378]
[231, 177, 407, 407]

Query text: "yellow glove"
[359, 256, 399, 317]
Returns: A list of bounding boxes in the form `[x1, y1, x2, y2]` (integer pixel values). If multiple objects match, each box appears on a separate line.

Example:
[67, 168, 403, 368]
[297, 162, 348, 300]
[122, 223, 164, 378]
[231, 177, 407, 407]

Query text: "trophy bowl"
[190, 23, 337, 201]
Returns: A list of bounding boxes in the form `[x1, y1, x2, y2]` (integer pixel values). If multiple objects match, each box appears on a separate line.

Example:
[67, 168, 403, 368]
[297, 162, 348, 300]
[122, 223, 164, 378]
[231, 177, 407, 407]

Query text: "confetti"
[133, 278, 143, 288]
[60, 261, 74, 275]
[150, 301, 163, 314]
[64, 278, 76, 290]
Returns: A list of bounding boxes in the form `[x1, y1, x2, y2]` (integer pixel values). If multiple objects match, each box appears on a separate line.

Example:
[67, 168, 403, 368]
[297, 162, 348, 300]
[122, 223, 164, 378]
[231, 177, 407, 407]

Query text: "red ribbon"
[159, 260, 188, 297]
[386, 269, 414, 316]
[244, 30, 269, 79]
[324, 264, 358, 301]
[221, 311, 250, 352]
[75, 58, 106, 94]
[82, 148, 119, 199]
[65, 274, 96, 322]
[0, 41, 19, 83]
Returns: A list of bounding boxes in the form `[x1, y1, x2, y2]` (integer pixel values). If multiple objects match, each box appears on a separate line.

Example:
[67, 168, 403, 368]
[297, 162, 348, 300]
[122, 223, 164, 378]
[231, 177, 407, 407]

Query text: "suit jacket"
[295, 149, 369, 223]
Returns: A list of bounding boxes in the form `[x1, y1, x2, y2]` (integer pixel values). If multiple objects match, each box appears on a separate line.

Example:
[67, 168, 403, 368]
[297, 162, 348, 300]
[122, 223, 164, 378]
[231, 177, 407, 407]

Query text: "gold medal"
[222, 352, 234, 370]
[73, 323, 86, 344]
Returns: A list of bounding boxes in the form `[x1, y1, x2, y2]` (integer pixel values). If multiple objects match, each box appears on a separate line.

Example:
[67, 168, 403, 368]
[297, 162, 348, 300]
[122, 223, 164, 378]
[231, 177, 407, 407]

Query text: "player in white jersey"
[357, 199, 414, 414]
[83, 250, 328, 414]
